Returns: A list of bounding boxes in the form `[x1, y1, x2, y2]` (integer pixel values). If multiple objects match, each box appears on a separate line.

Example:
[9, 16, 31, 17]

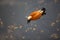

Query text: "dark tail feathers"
[27, 20, 31, 24]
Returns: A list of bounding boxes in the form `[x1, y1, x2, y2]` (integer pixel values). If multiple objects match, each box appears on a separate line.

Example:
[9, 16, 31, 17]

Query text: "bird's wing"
[30, 11, 37, 16]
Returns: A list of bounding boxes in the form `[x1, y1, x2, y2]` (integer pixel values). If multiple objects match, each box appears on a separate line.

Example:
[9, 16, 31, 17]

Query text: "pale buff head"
[27, 16, 32, 20]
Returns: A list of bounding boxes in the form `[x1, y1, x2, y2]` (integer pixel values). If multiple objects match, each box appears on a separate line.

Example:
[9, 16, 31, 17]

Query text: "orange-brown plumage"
[29, 10, 42, 20]
[27, 8, 46, 23]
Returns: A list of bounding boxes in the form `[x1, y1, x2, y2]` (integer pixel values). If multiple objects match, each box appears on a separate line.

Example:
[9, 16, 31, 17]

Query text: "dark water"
[0, 0, 60, 40]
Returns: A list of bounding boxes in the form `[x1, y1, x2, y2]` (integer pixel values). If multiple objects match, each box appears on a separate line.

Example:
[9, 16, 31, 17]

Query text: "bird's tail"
[27, 20, 31, 24]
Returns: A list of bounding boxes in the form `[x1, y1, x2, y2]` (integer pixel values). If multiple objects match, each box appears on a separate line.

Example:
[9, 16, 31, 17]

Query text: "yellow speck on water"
[40, 30, 44, 33]
[19, 25, 23, 29]
[32, 28, 36, 31]
[14, 27, 18, 30]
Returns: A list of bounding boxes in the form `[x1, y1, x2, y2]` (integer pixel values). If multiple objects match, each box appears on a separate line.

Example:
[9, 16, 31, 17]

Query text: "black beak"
[41, 8, 46, 15]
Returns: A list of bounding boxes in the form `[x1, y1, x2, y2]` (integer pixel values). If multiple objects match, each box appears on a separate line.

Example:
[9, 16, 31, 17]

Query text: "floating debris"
[32, 27, 36, 31]
[25, 30, 28, 32]
[8, 29, 13, 33]
[0, 18, 3, 25]
[40, 30, 44, 33]
[8, 25, 14, 31]
[19, 25, 23, 29]
[0, 21, 3, 25]
[22, 36, 25, 39]
[14, 27, 18, 30]
[50, 33, 59, 39]
[51, 22, 55, 26]
[56, 20, 59, 23]
[56, 28, 59, 31]
[25, 28, 30, 32]
[34, 24, 37, 27]
[10, 35, 13, 38]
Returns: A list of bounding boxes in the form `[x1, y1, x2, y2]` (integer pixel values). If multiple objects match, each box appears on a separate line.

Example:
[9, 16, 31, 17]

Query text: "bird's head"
[41, 8, 46, 12]
[41, 8, 46, 15]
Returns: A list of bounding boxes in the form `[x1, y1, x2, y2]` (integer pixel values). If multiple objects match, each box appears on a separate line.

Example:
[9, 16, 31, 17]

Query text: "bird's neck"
[38, 10, 43, 14]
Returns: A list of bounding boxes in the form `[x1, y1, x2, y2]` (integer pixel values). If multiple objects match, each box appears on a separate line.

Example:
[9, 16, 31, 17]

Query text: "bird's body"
[29, 10, 42, 20]
[27, 8, 46, 23]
